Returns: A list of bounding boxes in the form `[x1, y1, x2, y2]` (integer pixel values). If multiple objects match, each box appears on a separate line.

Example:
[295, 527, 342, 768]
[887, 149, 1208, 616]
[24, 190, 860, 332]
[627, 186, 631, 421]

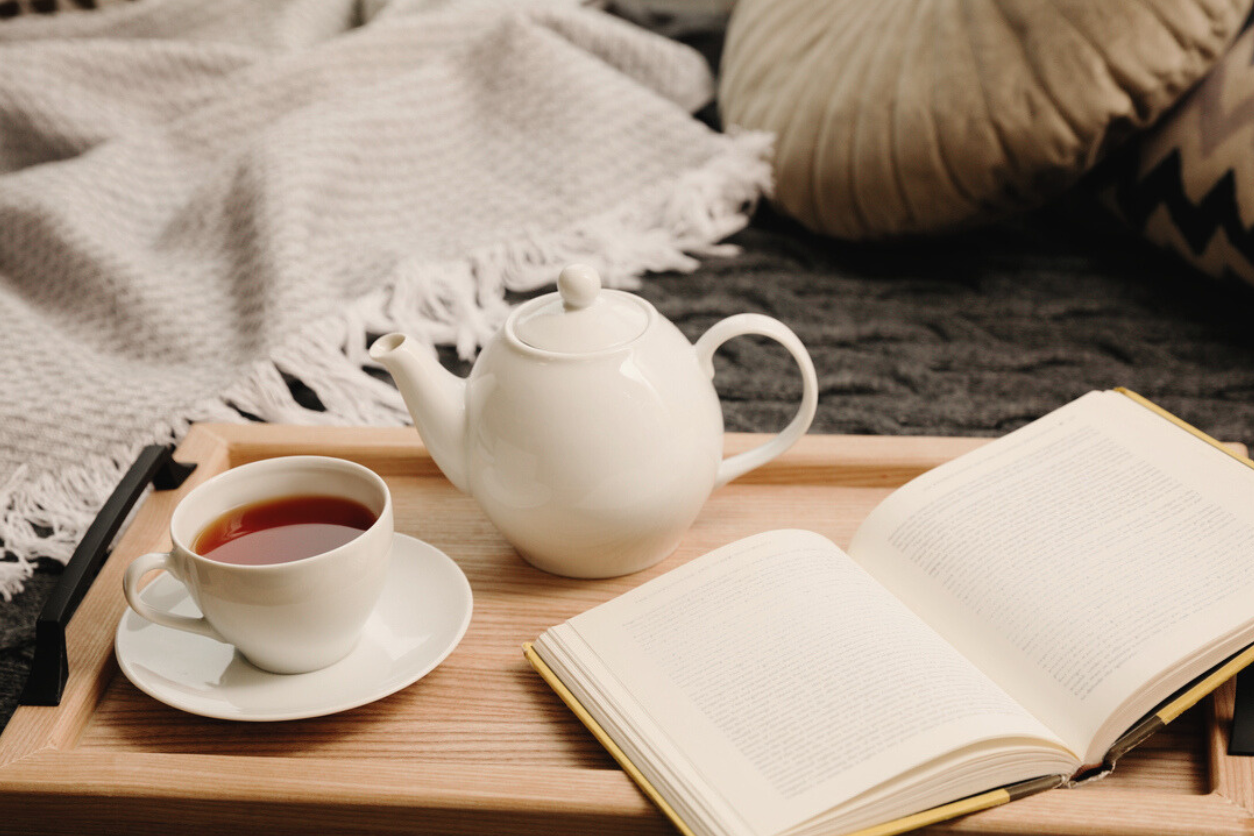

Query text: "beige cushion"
[721, 0, 1251, 239]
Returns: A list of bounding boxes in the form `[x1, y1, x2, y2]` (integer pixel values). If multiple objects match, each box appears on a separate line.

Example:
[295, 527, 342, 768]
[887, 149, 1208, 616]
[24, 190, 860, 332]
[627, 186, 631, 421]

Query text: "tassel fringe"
[0, 130, 773, 600]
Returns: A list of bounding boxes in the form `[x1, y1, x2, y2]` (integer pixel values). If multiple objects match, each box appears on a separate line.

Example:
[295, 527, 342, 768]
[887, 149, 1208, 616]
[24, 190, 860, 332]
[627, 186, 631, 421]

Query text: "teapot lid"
[512, 264, 649, 354]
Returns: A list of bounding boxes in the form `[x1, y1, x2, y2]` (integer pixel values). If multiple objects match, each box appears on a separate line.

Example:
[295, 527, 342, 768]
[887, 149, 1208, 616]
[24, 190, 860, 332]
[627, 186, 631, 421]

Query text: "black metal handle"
[1231, 669, 1254, 756]
[19, 445, 196, 706]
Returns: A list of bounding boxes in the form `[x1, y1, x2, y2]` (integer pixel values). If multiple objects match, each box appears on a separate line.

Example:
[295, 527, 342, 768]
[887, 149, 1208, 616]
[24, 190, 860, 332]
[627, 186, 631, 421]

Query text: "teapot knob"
[558, 264, 601, 310]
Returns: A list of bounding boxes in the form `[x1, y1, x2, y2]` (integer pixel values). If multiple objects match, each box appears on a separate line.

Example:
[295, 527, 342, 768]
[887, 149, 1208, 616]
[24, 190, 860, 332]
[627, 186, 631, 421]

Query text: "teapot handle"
[694, 314, 818, 490]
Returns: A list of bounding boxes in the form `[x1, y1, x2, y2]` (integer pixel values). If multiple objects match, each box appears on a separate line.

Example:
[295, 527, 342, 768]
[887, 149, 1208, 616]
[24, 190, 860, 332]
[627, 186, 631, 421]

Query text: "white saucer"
[115, 533, 473, 721]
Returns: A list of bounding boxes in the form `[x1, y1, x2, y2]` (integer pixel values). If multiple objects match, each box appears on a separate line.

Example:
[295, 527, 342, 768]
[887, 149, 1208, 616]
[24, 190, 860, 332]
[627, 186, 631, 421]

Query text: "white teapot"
[370, 264, 817, 578]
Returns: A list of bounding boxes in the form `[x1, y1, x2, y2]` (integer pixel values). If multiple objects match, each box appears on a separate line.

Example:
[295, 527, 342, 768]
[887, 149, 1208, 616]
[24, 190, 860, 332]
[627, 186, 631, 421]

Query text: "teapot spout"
[369, 333, 469, 494]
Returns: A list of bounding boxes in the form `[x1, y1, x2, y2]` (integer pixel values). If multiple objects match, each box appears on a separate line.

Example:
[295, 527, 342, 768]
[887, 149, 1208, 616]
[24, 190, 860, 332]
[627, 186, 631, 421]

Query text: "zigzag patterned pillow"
[1101, 24, 1254, 285]
[1, 0, 135, 18]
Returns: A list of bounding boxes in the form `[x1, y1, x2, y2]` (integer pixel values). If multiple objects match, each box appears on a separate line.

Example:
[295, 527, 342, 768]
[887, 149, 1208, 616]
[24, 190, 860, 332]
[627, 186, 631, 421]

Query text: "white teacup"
[123, 456, 394, 674]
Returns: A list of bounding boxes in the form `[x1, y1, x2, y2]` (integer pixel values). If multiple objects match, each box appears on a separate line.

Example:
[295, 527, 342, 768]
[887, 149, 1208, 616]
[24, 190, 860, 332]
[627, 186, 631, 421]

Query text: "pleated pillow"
[720, 0, 1251, 239]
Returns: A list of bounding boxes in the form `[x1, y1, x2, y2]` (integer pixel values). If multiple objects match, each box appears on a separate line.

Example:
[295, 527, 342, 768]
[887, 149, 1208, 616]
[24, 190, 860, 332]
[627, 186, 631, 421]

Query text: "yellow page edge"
[523, 642, 696, 836]
[523, 643, 1061, 836]
[1100, 642, 1254, 773]
[1115, 388, 1254, 727]
[1157, 643, 1254, 725]
[1116, 388, 1253, 469]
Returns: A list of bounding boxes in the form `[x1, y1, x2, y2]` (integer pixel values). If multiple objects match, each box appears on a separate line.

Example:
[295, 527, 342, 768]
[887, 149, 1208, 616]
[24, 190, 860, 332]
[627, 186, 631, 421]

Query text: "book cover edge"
[1115, 387, 1252, 466]
[1100, 388, 1254, 765]
[522, 641, 697, 836]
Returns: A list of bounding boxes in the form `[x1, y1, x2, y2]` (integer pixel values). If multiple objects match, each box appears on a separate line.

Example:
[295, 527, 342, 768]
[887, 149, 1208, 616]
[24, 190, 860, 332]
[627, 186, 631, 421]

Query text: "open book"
[527, 389, 1254, 836]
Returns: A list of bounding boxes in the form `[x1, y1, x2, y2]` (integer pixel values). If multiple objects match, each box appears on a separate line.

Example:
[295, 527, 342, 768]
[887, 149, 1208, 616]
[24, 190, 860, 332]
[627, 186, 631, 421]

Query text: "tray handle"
[18, 445, 196, 706]
[1231, 670, 1254, 756]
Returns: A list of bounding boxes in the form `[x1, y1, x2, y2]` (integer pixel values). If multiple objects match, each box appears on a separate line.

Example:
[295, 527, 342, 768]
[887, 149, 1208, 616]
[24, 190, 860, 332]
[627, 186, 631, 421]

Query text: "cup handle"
[695, 313, 818, 490]
[123, 552, 225, 641]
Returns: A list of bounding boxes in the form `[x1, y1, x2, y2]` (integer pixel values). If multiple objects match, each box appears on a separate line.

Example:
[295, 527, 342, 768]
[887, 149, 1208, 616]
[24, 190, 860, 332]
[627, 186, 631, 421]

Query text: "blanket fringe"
[0, 130, 773, 600]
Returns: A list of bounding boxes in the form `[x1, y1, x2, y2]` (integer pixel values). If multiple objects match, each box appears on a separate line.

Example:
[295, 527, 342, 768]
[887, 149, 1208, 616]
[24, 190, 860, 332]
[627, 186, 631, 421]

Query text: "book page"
[851, 390, 1254, 762]
[556, 530, 1073, 836]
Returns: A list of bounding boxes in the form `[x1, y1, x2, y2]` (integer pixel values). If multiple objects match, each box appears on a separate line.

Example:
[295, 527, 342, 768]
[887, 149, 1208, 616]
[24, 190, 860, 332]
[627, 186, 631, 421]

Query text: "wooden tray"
[0, 425, 1250, 835]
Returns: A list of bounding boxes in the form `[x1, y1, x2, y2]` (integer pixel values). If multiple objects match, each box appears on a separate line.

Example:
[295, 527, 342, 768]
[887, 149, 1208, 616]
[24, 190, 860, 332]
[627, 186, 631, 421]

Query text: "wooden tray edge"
[1, 425, 1250, 835]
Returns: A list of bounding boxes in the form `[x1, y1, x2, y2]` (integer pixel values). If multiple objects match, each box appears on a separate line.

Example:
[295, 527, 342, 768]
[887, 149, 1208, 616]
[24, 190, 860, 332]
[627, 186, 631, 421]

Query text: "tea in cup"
[123, 456, 394, 674]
